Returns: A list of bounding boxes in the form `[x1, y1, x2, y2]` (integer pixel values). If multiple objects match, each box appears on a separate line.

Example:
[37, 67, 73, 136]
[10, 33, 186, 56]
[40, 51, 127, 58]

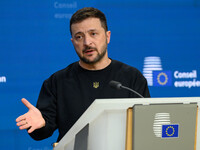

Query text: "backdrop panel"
[0, 0, 199, 149]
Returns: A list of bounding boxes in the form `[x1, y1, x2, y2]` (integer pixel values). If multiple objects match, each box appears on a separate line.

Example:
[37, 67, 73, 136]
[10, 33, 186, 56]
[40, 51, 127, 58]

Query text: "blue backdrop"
[0, 0, 200, 149]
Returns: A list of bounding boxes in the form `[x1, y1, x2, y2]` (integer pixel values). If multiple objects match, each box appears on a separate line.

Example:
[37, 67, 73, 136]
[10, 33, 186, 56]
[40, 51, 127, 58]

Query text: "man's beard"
[77, 42, 108, 65]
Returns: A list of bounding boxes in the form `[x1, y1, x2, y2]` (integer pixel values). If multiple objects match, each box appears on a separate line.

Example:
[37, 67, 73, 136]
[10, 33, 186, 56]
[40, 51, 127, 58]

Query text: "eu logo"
[162, 124, 179, 138]
[153, 71, 172, 86]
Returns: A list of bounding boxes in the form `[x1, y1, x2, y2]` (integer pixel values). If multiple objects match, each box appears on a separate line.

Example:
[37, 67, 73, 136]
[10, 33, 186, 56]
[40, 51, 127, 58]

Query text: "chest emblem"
[93, 82, 99, 88]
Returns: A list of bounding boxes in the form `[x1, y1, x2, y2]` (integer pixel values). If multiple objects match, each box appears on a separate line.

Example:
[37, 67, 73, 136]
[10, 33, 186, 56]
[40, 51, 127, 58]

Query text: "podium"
[54, 97, 200, 150]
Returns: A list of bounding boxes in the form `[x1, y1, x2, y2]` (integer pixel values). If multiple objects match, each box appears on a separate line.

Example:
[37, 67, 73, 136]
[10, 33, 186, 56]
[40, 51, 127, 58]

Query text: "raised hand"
[16, 98, 46, 133]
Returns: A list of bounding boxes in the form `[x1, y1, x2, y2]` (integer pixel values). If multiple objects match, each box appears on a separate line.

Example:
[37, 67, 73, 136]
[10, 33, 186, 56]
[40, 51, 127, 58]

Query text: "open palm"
[16, 98, 46, 133]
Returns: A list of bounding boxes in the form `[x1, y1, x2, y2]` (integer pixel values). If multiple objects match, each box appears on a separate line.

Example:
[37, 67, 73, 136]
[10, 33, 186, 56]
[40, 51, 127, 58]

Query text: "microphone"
[109, 80, 144, 98]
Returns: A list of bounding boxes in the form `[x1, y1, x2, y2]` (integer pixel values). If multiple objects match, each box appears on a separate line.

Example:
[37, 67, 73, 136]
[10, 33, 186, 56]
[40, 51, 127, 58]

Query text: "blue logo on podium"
[162, 124, 179, 138]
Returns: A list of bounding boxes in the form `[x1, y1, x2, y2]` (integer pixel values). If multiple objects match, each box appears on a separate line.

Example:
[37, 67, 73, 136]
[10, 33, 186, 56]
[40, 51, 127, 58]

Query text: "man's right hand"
[16, 98, 46, 133]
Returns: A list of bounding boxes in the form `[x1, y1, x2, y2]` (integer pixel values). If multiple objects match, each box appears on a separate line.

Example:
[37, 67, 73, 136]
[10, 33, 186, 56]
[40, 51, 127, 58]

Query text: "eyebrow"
[74, 29, 98, 36]
[74, 32, 83, 36]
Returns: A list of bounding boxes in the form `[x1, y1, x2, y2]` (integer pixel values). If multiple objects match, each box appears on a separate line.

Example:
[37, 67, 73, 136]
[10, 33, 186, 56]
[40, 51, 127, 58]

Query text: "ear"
[71, 38, 74, 44]
[106, 31, 111, 44]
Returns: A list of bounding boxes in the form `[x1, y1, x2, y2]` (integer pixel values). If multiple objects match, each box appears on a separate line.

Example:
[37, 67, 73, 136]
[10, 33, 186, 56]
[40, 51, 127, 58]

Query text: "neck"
[79, 57, 111, 70]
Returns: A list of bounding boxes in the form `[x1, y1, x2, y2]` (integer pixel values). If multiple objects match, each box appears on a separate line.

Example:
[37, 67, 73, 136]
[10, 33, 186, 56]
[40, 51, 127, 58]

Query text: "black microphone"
[109, 80, 144, 98]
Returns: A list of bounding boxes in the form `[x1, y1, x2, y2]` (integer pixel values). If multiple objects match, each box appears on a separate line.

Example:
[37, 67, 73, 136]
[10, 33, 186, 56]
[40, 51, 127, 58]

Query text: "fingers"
[16, 117, 36, 133]
[16, 98, 44, 133]
[19, 124, 30, 130]
[16, 114, 26, 123]
[21, 98, 34, 110]
[16, 119, 31, 130]
[16, 98, 34, 132]
[28, 126, 35, 133]
[16, 118, 36, 133]
[16, 119, 27, 127]
[16, 98, 34, 122]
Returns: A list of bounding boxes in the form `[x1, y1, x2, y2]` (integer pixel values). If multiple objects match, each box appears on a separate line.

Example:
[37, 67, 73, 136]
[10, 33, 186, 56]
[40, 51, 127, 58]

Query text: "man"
[16, 7, 150, 142]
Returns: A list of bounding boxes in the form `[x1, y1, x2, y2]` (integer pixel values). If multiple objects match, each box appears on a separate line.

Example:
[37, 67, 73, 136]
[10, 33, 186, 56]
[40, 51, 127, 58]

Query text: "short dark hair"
[70, 7, 108, 35]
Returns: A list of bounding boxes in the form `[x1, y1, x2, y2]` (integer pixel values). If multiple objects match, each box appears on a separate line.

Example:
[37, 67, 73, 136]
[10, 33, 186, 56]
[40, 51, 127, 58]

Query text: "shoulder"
[55, 62, 78, 75]
[111, 60, 141, 74]
[111, 59, 146, 81]
[45, 61, 79, 82]
[111, 60, 149, 95]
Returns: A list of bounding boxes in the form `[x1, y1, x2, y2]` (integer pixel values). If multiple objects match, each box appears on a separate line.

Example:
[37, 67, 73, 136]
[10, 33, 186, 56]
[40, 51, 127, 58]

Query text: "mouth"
[84, 49, 94, 53]
[83, 47, 97, 55]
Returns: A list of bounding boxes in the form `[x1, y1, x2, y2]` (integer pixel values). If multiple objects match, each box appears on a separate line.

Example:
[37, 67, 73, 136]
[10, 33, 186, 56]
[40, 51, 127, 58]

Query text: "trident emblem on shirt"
[93, 82, 99, 88]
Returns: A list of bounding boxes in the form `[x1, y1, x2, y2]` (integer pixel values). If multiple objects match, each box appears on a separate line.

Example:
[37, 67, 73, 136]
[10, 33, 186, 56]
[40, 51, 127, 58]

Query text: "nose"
[83, 35, 92, 46]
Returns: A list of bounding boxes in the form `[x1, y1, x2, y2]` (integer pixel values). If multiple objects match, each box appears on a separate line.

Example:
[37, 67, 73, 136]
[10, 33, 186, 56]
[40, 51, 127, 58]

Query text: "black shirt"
[30, 59, 150, 141]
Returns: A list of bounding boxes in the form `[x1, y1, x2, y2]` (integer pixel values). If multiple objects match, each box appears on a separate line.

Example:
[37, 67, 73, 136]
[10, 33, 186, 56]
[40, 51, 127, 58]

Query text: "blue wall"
[0, 0, 200, 149]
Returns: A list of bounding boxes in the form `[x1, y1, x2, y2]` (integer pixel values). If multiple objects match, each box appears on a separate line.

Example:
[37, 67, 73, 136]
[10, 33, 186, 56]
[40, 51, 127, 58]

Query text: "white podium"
[54, 97, 200, 150]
